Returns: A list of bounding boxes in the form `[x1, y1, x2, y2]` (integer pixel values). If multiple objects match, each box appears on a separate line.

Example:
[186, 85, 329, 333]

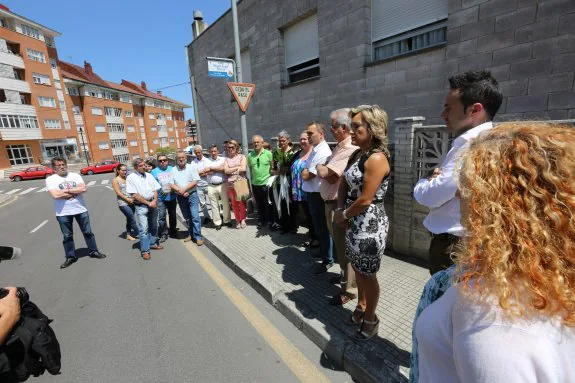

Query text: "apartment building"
[187, 0, 575, 145]
[0, 4, 188, 170]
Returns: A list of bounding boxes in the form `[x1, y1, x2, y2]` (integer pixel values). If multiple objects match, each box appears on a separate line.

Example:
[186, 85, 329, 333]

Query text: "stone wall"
[188, 0, 574, 147]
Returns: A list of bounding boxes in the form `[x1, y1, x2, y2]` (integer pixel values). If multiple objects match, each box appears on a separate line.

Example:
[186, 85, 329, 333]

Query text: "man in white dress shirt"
[413, 70, 503, 275]
[302, 122, 334, 274]
[205, 144, 231, 230]
[191, 145, 212, 226]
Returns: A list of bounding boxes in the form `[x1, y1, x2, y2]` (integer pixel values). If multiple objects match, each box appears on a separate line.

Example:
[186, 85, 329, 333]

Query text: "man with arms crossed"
[205, 144, 231, 230]
[171, 152, 203, 246]
[151, 154, 178, 242]
[413, 70, 503, 275]
[47, 156, 106, 269]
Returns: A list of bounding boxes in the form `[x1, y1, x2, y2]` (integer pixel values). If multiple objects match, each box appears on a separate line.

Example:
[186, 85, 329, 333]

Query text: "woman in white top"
[416, 123, 575, 382]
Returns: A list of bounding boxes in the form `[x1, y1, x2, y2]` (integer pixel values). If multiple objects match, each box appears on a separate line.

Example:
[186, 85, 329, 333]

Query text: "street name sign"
[227, 82, 256, 112]
[207, 59, 234, 78]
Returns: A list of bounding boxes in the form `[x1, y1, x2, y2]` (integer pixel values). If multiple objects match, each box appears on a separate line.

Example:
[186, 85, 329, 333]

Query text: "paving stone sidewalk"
[177, 210, 430, 382]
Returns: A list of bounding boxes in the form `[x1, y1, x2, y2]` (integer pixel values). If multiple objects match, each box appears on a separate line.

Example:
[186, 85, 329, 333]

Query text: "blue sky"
[2, 0, 230, 119]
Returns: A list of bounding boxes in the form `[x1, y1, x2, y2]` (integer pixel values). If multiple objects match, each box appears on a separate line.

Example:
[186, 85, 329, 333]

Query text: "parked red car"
[9, 165, 55, 181]
[80, 160, 119, 175]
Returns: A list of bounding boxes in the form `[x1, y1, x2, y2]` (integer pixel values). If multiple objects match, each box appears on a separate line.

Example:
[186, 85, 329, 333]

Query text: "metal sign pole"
[231, 0, 248, 156]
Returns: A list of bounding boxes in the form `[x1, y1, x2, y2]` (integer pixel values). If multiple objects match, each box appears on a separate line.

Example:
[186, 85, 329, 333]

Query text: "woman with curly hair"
[415, 123, 575, 381]
[334, 105, 391, 340]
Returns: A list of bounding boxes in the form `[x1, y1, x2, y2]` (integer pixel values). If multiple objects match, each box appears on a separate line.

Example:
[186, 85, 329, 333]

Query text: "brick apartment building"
[0, 4, 189, 171]
[187, 0, 575, 146]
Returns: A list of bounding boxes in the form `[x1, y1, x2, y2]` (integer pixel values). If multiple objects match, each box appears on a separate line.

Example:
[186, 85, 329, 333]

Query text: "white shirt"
[206, 155, 225, 185]
[46, 172, 88, 217]
[302, 140, 332, 193]
[191, 156, 209, 187]
[416, 286, 575, 383]
[126, 171, 161, 200]
[170, 164, 200, 190]
[413, 122, 493, 235]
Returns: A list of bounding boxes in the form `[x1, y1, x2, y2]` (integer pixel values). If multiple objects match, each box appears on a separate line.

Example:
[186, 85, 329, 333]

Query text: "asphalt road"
[0, 172, 350, 383]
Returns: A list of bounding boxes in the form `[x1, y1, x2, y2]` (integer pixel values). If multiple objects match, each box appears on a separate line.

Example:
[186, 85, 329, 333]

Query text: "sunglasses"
[227, 146, 235, 149]
[159, 159, 168, 162]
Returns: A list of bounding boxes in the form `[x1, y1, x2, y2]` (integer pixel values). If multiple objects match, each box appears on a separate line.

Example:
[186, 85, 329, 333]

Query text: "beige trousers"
[207, 183, 231, 226]
[325, 202, 356, 294]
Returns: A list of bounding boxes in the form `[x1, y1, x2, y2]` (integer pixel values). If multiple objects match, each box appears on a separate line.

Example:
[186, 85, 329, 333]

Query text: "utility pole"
[78, 127, 90, 166]
[187, 10, 204, 145]
[231, 0, 248, 156]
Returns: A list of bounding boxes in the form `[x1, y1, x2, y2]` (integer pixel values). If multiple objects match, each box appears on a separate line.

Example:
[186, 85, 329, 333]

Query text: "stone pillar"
[391, 116, 425, 256]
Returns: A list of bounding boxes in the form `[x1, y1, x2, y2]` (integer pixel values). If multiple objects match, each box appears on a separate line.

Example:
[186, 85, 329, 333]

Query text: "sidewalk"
[176, 209, 429, 383]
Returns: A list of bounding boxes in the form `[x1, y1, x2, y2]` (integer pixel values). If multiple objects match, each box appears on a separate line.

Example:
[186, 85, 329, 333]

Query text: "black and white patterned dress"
[344, 153, 389, 275]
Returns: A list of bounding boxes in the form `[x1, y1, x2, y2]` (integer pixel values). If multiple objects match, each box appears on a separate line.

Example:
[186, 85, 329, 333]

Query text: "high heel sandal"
[355, 316, 379, 341]
[345, 307, 365, 326]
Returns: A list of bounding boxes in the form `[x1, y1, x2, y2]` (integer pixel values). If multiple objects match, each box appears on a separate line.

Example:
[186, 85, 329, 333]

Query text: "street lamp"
[78, 127, 90, 167]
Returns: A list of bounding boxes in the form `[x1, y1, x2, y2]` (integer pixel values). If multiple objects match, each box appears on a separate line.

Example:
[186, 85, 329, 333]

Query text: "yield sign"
[227, 82, 256, 112]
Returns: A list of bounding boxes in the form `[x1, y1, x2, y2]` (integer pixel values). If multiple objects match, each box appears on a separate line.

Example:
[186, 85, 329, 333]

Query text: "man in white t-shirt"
[191, 145, 211, 225]
[47, 156, 106, 269]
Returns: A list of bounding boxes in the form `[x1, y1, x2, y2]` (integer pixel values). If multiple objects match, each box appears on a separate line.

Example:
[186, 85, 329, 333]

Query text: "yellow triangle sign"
[227, 82, 256, 112]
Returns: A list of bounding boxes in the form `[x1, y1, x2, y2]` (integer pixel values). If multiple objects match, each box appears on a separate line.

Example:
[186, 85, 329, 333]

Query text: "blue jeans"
[157, 198, 178, 237]
[118, 204, 139, 238]
[134, 204, 159, 254]
[177, 192, 202, 241]
[306, 192, 334, 264]
[56, 211, 99, 259]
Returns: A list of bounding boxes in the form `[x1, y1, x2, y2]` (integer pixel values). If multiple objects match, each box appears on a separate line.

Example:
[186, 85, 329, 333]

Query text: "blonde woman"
[112, 163, 139, 241]
[416, 123, 575, 381]
[224, 140, 247, 229]
[334, 105, 391, 340]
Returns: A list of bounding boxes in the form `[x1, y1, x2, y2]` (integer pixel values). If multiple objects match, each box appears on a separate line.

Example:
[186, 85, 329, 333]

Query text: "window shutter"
[371, 0, 448, 42]
[284, 14, 319, 68]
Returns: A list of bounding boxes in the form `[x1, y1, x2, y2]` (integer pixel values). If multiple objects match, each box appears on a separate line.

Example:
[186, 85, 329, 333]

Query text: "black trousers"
[290, 200, 315, 239]
[252, 185, 272, 225]
[428, 233, 464, 275]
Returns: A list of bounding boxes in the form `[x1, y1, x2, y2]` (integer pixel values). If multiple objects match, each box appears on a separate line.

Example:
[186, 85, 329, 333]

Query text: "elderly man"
[205, 144, 231, 230]
[126, 158, 164, 260]
[302, 122, 334, 274]
[151, 154, 178, 242]
[248, 135, 273, 229]
[171, 151, 203, 246]
[317, 109, 359, 304]
[191, 145, 212, 226]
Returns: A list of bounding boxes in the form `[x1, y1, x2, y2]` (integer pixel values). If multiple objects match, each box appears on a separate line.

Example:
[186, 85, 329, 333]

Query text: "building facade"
[0, 4, 188, 171]
[187, 0, 575, 146]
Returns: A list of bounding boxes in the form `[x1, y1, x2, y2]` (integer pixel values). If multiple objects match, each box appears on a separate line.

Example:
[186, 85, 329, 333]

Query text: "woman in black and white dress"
[334, 105, 390, 341]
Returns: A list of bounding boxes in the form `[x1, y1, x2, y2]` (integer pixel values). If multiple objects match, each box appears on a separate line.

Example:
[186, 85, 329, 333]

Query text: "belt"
[324, 200, 337, 205]
[209, 182, 223, 186]
[430, 232, 461, 241]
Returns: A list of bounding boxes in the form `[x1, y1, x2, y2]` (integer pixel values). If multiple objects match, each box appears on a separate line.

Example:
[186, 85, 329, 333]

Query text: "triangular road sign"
[227, 82, 256, 112]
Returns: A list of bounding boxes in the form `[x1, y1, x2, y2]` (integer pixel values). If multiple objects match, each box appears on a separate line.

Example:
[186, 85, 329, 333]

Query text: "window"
[110, 139, 127, 148]
[156, 113, 165, 120]
[153, 101, 164, 108]
[44, 37, 54, 48]
[283, 14, 319, 84]
[13, 69, 23, 80]
[91, 107, 102, 115]
[87, 89, 100, 98]
[138, 112, 142, 117]
[64, 120, 70, 130]
[26, 48, 45, 63]
[67, 87, 79, 96]
[158, 126, 166, 133]
[104, 107, 122, 117]
[373, 21, 447, 61]
[76, 124, 84, 132]
[0, 115, 39, 129]
[102, 91, 119, 101]
[151, 126, 157, 131]
[98, 142, 109, 150]
[113, 154, 130, 163]
[160, 137, 168, 147]
[38, 96, 56, 107]
[124, 110, 133, 117]
[54, 79, 61, 89]
[50, 58, 57, 69]
[21, 24, 40, 40]
[170, 137, 175, 143]
[167, 115, 172, 121]
[6, 144, 33, 165]
[72, 106, 81, 115]
[168, 127, 174, 132]
[95, 124, 106, 133]
[59, 101, 65, 110]
[130, 140, 138, 147]
[148, 113, 155, 119]
[371, 0, 447, 61]
[44, 119, 61, 129]
[32, 73, 51, 85]
[153, 139, 159, 144]
[127, 125, 135, 133]
[107, 123, 125, 133]
[120, 94, 131, 103]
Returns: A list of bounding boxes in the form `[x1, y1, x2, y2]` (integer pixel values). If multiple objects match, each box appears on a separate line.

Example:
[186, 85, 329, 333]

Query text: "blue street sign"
[208, 59, 234, 78]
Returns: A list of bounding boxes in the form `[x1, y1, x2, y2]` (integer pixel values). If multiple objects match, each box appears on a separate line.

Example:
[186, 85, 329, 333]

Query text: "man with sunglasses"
[247, 135, 273, 229]
[151, 154, 178, 242]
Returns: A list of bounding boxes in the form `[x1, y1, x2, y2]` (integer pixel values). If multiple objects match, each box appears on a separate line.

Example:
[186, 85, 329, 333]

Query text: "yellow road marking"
[184, 241, 331, 383]
[0, 195, 18, 209]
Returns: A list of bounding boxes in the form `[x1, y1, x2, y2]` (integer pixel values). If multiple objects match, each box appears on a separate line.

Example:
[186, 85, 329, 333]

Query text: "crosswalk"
[0, 179, 113, 196]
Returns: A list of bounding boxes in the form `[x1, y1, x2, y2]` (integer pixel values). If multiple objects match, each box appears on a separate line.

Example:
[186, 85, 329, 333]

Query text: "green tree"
[155, 146, 176, 156]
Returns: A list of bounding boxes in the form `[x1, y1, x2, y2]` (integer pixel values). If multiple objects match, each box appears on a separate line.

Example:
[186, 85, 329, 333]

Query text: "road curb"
[176, 210, 382, 383]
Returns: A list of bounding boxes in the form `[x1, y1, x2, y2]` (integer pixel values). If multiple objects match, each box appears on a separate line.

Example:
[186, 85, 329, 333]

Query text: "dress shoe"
[89, 251, 106, 259]
[224, 222, 233, 227]
[60, 257, 77, 269]
[202, 217, 211, 226]
[215, 225, 222, 230]
[142, 252, 151, 260]
[150, 244, 164, 250]
[196, 239, 204, 246]
[169, 231, 179, 238]
[314, 262, 334, 275]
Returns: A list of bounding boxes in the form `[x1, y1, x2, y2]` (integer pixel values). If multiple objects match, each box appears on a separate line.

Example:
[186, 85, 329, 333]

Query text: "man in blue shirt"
[151, 154, 178, 242]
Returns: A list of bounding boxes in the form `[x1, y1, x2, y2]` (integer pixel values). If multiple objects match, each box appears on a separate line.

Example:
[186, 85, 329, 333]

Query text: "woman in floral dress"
[290, 131, 316, 244]
[334, 105, 391, 341]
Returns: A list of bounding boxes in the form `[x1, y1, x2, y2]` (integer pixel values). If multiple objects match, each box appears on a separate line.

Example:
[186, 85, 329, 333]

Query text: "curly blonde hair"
[350, 105, 389, 156]
[455, 123, 575, 326]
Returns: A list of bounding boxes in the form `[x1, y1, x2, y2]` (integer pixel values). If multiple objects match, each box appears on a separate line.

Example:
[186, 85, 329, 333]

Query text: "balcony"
[112, 147, 129, 156]
[0, 103, 35, 115]
[0, 77, 30, 93]
[158, 130, 168, 138]
[105, 115, 123, 124]
[109, 131, 126, 140]
[0, 127, 42, 140]
[0, 51, 24, 69]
